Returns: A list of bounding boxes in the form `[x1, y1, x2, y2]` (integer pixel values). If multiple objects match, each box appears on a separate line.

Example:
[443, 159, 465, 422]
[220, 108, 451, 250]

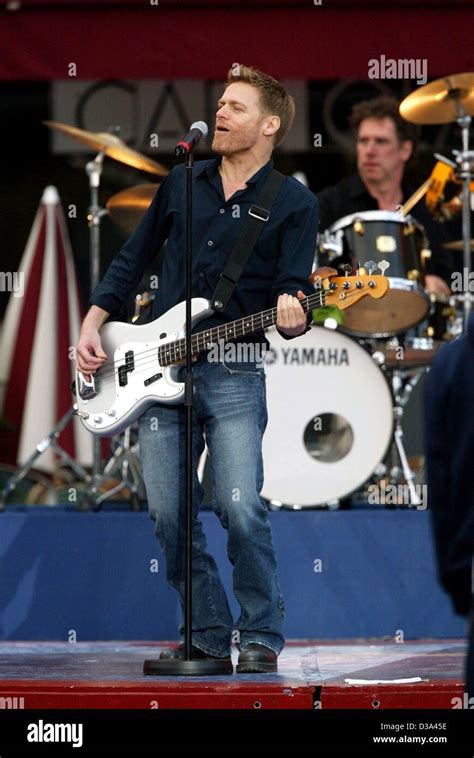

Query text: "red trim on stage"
[0, 640, 466, 710]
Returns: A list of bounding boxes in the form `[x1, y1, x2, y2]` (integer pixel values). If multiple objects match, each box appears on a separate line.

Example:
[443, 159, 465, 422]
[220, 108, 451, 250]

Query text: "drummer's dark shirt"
[317, 173, 456, 283]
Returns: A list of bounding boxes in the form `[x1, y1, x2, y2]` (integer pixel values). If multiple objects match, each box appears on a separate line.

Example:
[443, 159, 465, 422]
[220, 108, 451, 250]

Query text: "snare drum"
[261, 326, 393, 508]
[320, 211, 430, 337]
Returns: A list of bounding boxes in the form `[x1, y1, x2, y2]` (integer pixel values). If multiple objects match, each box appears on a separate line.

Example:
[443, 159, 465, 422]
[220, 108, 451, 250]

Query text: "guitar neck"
[160, 289, 326, 367]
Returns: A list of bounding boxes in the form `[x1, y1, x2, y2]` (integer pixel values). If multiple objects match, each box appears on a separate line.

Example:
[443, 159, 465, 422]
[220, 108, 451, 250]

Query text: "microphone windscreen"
[191, 121, 209, 138]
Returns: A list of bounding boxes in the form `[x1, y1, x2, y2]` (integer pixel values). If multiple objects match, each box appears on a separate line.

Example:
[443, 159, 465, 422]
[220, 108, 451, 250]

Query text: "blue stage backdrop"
[0, 508, 465, 642]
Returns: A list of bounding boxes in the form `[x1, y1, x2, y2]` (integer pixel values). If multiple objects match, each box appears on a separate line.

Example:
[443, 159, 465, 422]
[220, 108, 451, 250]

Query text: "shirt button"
[199, 272, 205, 278]
[207, 240, 213, 246]
[219, 208, 225, 214]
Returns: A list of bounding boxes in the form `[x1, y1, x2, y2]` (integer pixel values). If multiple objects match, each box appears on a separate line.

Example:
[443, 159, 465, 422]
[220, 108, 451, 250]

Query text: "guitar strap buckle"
[248, 205, 270, 222]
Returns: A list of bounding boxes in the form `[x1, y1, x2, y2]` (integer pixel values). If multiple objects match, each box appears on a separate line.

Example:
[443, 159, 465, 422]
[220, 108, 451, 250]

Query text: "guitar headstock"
[320, 260, 391, 311]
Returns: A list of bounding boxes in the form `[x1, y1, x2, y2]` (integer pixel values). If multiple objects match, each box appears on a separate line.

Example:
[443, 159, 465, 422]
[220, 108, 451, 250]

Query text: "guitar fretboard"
[158, 288, 326, 367]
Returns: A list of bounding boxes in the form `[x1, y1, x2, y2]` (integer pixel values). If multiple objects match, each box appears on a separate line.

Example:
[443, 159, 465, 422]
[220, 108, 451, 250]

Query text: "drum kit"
[2, 72, 473, 511]
[261, 72, 474, 509]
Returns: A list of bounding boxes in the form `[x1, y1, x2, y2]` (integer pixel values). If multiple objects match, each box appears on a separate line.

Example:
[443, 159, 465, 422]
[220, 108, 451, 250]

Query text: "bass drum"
[262, 326, 393, 508]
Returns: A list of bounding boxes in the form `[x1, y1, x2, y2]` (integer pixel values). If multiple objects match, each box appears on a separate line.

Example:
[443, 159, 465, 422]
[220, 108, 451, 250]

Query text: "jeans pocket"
[221, 358, 265, 376]
[219, 343, 267, 376]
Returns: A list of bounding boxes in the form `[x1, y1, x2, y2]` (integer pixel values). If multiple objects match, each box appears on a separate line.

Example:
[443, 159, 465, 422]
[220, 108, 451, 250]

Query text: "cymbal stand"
[81, 148, 108, 508]
[453, 111, 474, 329]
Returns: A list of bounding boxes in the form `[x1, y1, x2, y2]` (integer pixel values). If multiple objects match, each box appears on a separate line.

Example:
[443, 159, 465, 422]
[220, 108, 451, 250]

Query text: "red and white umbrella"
[0, 186, 92, 472]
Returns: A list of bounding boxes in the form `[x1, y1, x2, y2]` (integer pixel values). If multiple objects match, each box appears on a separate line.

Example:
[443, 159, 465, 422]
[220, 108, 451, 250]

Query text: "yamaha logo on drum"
[269, 346, 350, 366]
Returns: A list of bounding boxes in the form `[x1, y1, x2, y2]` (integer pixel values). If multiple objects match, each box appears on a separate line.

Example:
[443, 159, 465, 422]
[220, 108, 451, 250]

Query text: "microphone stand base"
[143, 657, 234, 676]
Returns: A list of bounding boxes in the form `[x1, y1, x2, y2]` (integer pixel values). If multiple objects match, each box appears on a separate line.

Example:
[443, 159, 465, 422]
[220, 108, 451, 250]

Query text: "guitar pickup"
[118, 350, 135, 387]
[76, 372, 97, 401]
[144, 372, 162, 387]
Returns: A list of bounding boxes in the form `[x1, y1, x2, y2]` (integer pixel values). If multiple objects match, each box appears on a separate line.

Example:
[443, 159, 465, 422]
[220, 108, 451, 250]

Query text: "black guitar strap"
[210, 169, 286, 311]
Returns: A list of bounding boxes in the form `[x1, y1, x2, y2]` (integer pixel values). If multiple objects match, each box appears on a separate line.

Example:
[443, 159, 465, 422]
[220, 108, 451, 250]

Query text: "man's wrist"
[82, 305, 110, 333]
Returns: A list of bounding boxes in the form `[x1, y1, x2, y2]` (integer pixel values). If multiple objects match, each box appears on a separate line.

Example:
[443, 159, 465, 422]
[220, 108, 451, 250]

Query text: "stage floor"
[0, 639, 467, 709]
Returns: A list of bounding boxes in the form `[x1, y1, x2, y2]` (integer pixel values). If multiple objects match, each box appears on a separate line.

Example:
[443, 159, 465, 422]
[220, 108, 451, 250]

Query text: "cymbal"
[106, 184, 158, 235]
[400, 73, 474, 124]
[442, 239, 474, 251]
[44, 120, 169, 176]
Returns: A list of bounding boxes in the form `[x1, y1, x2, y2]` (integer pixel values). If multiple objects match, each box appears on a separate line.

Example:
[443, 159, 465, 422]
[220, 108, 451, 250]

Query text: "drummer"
[317, 96, 453, 297]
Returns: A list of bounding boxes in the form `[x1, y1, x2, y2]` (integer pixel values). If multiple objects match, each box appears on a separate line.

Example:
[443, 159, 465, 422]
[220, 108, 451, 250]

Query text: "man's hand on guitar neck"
[76, 306, 109, 382]
[276, 291, 308, 337]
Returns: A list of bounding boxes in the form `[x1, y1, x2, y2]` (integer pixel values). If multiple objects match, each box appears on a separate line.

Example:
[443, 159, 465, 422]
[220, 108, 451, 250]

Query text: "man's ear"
[263, 115, 280, 139]
[400, 138, 413, 163]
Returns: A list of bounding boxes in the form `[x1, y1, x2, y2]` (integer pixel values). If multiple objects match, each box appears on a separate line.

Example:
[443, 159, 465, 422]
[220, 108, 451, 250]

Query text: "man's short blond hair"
[226, 64, 295, 147]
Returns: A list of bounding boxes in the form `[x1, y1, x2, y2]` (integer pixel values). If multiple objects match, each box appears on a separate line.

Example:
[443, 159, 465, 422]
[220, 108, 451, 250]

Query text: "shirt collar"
[196, 155, 274, 189]
[350, 172, 412, 202]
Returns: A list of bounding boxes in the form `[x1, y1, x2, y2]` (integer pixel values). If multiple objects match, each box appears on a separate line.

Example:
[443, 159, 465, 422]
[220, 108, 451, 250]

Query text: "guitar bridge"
[77, 372, 97, 400]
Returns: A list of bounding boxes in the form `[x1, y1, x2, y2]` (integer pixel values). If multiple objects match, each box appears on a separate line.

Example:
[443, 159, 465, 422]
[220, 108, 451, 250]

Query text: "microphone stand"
[143, 145, 231, 676]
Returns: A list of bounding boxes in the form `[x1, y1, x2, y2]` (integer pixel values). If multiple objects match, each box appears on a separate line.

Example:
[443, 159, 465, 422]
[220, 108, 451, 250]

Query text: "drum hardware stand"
[83, 424, 145, 512]
[0, 406, 90, 510]
[385, 366, 425, 506]
[453, 112, 474, 329]
[400, 74, 474, 329]
[77, 126, 144, 510]
[85, 141, 111, 509]
[39, 120, 168, 511]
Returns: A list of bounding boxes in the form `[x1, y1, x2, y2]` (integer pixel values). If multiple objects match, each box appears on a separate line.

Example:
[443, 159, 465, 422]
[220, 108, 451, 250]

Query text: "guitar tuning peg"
[378, 259, 390, 275]
[363, 260, 377, 275]
[338, 263, 352, 277]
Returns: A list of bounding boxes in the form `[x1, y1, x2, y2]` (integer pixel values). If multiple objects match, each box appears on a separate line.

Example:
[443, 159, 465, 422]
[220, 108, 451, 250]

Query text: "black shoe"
[159, 643, 231, 662]
[236, 643, 278, 673]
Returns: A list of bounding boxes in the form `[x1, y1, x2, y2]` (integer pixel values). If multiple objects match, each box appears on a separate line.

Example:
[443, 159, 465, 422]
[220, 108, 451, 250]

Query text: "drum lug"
[421, 247, 432, 262]
[354, 219, 365, 235]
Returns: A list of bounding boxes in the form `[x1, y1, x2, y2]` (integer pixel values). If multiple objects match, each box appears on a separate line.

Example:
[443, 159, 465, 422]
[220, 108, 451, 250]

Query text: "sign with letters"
[51, 79, 309, 155]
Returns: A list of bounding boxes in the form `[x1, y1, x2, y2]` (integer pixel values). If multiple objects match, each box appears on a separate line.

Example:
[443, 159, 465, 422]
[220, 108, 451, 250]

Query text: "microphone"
[175, 121, 208, 157]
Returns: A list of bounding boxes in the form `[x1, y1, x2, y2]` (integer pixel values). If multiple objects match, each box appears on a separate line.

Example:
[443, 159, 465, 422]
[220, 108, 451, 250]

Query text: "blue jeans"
[138, 349, 285, 658]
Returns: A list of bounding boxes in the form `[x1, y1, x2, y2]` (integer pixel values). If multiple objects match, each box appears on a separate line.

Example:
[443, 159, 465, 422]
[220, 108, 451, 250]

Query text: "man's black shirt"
[90, 156, 319, 346]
